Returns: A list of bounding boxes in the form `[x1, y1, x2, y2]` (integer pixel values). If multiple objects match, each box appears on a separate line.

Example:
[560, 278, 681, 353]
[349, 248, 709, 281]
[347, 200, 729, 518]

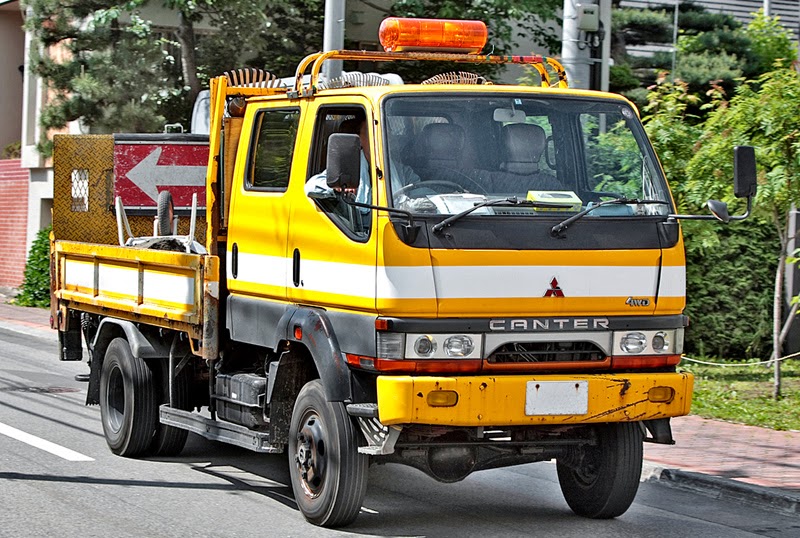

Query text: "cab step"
[159, 405, 283, 453]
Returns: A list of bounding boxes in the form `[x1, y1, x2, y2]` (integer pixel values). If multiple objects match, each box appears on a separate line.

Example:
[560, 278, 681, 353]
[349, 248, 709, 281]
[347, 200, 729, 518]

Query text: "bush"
[14, 226, 51, 308]
[683, 219, 777, 358]
[2, 141, 21, 159]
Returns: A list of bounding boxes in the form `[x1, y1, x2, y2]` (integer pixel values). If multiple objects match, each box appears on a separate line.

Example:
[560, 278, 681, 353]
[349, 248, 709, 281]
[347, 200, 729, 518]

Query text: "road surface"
[0, 325, 797, 537]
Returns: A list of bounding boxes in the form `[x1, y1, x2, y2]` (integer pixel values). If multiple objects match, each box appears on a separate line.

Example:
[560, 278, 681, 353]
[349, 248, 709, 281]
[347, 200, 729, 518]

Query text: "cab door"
[226, 99, 306, 344]
[287, 99, 378, 314]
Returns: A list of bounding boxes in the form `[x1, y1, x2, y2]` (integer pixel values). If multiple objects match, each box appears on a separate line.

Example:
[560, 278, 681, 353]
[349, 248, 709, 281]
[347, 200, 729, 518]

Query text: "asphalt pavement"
[0, 294, 797, 517]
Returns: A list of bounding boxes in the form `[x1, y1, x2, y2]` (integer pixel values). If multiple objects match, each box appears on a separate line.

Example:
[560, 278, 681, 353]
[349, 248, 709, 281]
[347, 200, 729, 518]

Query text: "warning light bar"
[379, 17, 488, 54]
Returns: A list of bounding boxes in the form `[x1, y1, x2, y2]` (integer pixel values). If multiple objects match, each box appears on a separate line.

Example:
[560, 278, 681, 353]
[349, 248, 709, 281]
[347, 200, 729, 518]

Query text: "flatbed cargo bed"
[52, 240, 209, 338]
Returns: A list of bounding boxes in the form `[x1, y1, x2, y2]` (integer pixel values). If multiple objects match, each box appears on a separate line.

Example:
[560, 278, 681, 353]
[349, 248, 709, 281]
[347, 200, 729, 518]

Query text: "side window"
[307, 106, 371, 242]
[247, 108, 300, 191]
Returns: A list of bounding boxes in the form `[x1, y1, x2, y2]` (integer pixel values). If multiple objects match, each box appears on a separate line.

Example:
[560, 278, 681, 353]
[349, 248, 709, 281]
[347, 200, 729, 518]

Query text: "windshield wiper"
[431, 197, 572, 234]
[550, 198, 671, 236]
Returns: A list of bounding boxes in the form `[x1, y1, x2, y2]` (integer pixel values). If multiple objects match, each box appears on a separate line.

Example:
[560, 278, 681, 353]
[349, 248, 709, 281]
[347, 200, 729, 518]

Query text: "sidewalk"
[0, 300, 797, 513]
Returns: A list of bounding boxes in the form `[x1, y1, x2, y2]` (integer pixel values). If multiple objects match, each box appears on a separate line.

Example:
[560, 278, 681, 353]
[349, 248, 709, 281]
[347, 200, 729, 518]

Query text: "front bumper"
[376, 372, 693, 426]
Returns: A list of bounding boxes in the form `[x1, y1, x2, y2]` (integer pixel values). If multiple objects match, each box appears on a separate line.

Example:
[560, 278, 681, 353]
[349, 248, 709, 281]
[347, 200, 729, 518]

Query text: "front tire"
[557, 422, 643, 519]
[99, 338, 158, 457]
[288, 380, 368, 527]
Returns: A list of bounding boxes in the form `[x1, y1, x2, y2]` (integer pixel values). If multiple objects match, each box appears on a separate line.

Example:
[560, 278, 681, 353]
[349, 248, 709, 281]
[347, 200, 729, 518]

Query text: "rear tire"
[99, 338, 158, 457]
[288, 380, 368, 527]
[147, 358, 190, 457]
[157, 190, 174, 236]
[557, 422, 643, 519]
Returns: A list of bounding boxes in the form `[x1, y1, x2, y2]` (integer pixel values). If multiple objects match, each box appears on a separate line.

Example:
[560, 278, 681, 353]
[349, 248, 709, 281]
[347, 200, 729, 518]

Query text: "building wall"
[0, 159, 30, 287]
[0, 5, 24, 154]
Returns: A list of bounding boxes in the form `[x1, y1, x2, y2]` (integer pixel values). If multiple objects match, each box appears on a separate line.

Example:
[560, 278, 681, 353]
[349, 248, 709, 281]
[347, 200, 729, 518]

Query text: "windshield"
[383, 94, 671, 218]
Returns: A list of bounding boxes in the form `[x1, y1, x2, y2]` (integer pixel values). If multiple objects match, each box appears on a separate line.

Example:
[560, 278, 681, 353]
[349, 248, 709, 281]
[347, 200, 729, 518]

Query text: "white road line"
[0, 421, 94, 462]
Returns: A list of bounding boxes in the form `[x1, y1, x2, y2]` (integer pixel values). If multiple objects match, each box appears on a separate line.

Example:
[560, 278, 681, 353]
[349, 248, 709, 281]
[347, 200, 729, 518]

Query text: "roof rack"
[290, 50, 568, 97]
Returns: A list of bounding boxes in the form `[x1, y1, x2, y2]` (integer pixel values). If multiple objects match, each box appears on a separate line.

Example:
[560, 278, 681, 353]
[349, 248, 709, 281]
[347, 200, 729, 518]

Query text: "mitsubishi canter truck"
[50, 17, 757, 528]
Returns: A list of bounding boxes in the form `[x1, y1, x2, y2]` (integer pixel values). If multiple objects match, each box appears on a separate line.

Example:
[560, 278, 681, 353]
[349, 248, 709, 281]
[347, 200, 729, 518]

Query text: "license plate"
[525, 381, 588, 416]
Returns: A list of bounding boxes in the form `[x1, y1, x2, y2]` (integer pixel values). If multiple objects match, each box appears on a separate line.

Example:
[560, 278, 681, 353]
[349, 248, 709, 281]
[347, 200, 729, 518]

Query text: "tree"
[683, 66, 800, 398]
[24, 0, 176, 152]
[609, 4, 795, 107]
[251, 0, 324, 79]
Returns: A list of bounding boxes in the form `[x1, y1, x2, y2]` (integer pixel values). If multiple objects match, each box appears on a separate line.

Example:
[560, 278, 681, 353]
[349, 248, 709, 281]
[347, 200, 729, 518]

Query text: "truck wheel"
[99, 338, 158, 457]
[157, 190, 174, 236]
[557, 422, 643, 519]
[147, 359, 190, 457]
[288, 380, 368, 527]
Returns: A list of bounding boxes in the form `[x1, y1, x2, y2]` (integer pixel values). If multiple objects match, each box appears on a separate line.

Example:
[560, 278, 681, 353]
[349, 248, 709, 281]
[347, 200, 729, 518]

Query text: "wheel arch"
[86, 318, 170, 405]
[283, 307, 352, 403]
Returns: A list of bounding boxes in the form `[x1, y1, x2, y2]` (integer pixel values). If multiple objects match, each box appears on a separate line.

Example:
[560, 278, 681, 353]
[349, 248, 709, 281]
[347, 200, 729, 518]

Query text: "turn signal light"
[427, 390, 459, 407]
[648, 386, 675, 403]
[379, 17, 488, 53]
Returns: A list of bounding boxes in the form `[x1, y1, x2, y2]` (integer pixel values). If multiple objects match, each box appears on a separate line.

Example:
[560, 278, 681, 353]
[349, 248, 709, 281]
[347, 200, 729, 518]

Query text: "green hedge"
[683, 219, 777, 359]
[14, 226, 51, 308]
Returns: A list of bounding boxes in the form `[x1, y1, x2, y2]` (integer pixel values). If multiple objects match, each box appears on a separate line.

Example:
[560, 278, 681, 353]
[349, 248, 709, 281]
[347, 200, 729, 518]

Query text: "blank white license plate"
[525, 381, 589, 416]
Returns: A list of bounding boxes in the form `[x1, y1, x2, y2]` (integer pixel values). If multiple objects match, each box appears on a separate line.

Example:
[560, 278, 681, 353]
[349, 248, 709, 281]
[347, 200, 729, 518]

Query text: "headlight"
[613, 329, 683, 355]
[404, 333, 482, 359]
[444, 335, 474, 357]
[414, 335, 437, 357]
[651, 331, 669, 353]
[620, 332, 647, 354]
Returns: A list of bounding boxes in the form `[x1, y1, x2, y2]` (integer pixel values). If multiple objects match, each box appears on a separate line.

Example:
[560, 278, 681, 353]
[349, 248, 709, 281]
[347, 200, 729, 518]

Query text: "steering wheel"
[394, 179, 468, 197]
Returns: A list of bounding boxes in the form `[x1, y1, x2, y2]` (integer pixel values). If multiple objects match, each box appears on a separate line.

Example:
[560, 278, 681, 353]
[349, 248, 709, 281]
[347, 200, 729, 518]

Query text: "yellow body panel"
[377, 372, 693, 426]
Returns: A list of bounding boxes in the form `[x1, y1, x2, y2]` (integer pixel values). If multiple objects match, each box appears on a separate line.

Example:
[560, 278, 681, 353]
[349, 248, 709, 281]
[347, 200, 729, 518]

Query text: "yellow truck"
[50, 18, 757, 528]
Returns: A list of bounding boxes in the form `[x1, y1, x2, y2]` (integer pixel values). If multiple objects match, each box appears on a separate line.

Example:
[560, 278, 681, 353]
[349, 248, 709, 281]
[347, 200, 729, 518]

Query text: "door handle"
[292, 248, 301, 287]
[231, 243, 238, 279]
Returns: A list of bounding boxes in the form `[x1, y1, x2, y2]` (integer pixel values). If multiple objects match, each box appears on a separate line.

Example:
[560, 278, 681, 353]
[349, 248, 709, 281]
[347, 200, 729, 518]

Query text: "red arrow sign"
[113, 135, 209, 209]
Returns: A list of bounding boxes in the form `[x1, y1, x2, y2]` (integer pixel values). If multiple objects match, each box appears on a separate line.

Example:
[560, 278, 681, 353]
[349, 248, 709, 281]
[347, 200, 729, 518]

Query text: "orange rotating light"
[379, 17, 488, 53]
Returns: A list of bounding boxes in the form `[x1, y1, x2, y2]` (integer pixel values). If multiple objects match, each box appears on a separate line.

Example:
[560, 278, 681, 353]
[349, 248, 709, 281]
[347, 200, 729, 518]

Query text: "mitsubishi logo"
[544, 277, 565, 297]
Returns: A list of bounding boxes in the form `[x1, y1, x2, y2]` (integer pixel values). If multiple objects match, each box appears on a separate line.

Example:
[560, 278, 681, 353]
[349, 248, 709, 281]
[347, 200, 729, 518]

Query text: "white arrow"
[125, 147, 207, 202]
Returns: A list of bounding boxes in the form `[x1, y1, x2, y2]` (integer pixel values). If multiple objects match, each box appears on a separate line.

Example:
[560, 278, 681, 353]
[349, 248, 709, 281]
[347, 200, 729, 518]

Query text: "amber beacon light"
[379, 17, 488, 53]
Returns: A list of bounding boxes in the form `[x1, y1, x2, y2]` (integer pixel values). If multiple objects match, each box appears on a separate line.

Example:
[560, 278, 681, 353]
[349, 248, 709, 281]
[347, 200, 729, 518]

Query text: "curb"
[642, 463, 800, 516]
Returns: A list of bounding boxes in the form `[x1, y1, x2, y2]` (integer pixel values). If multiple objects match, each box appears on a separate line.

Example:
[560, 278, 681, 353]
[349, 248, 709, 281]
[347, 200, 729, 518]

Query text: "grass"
[679, 357, 800, 431]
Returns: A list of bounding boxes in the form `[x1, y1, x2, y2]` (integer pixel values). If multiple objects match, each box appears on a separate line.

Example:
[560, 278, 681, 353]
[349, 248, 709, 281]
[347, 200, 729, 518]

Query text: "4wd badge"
[626, 297, 651, 307]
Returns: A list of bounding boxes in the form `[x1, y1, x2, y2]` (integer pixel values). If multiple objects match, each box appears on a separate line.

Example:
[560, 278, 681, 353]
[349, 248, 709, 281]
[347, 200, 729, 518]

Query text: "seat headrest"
[501, 123, 547, 175]
[415, 123, 465, 168]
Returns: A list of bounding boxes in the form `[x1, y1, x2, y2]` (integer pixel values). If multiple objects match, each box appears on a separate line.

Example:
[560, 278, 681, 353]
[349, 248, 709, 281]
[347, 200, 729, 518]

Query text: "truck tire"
[157, 190, 174, 236]
[147, 359, 190, 457]
[99, 338, 158, 457]
[556, 422, 643, 519]
[288, 380, 368, 527]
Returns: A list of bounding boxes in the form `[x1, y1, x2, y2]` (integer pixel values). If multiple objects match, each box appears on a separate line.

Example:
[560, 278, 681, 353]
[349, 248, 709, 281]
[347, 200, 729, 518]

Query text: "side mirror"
[669, 145, 756, 222]
[707, 199, 730, 223]
[734, 145, 757, 199]
[326, 133, 361, 190]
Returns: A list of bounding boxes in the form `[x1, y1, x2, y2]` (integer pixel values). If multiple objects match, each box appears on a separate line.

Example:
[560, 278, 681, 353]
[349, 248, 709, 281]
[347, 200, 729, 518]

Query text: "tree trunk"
[773, 254, 783, 399]
[772, 214, 788, 400]
[175, 11, 201, 104]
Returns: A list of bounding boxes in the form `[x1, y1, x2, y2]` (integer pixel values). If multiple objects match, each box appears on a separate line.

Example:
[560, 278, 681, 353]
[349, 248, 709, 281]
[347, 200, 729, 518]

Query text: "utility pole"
[600, 0, 611, 92]
[671, 0, 679, 81]
[322, 0, 345, 81]
[561, 0, 592, 89]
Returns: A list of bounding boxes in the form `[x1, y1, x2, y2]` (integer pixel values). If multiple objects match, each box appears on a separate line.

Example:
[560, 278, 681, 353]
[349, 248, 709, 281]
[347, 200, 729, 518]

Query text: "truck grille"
[488, 342, 606, 364]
